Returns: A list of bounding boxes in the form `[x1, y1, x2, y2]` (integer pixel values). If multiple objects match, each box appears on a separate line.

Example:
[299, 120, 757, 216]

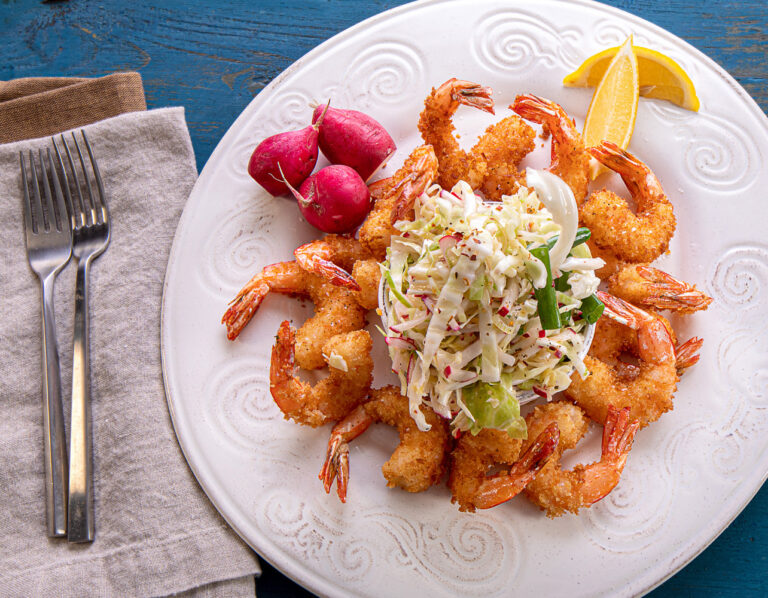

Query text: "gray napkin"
[0, 108, 260, 597]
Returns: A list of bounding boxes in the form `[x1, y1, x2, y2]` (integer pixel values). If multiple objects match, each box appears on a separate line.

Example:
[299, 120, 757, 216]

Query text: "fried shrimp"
[350, 258, 381, 310]
[294, 235, 369, 290]
[269, 321, 373, 427]
[294, 236, 381, 309]
[608, 264, 713, 313]
[319, 385, 451, 502]
[564, 291, 679, 427]
[418, 78, 494, 191]
[472, 114, 536, 200]
[511, 94, 590, 204]
[522, 402, 639, 517]
[222, 261, 367, 369]
[586, 239, 624, 281]
[448, 424, 559, 512]
[418, 79, 535, 198]
[581, 141, 676, 263]
[359, 144, 439, 260]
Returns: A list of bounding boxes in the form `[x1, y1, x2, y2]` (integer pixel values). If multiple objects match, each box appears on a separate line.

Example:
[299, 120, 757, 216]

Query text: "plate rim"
[160, 1, 768, 596]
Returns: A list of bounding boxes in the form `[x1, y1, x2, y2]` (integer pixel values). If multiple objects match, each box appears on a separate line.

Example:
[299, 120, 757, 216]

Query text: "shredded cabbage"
[381, 177, 602, 434]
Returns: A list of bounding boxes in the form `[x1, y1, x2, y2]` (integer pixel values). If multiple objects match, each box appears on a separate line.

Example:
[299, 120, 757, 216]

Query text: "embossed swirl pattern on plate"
[376, 512, 518, 594]
[582, 454, 673, 552]
[663, 420, 753, 488]
[671, 112, 760, 191]
[199, 193, 278, 292]
[471, 9, 583, 74]
[202, 357, 278, 452]
[709, 244, 768, 313]
[644, 102, 760, 191]
[644, 99, 698, 123]
[717, 326, 768, 408]
[259, 88, 317, 133]
[261, 491, 373, 582]
[663, 422, 710, 489]
[341, 40, 426, 109]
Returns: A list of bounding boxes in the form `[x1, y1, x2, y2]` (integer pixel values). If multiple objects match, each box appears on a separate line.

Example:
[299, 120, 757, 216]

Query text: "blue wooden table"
[4, 1, 766, 596]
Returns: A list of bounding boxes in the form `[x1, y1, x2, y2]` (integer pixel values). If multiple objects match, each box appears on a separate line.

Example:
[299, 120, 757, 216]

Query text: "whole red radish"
[311, 103, 396, 182]
[289, 165, 371, 233]
[247, 111, 326, 197]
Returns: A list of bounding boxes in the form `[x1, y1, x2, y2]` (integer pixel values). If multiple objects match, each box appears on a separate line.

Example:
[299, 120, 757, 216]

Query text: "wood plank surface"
[3, 0, 766, 596]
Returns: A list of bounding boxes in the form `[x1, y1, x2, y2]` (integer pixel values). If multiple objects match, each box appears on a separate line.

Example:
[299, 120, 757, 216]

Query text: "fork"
[53, 131, 110, 543]
[20, 148, 72, 538]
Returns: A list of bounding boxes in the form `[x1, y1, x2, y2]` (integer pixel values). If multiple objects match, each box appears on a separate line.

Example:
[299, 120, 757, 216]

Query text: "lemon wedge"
[564, 42, 699, 111]
[582, 36, 639, 179]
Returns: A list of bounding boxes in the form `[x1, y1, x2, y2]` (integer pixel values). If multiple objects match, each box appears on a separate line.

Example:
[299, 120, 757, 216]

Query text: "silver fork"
[53, 131, 110, 543]
[20, 148, 72, 538]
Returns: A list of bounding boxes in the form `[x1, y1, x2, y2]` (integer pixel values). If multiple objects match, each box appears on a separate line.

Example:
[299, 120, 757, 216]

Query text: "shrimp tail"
[439, 78, 495, 115]
[602, 405, 639, 460]
[474, 423, 560, 509]
[269, 321, 301, 413]
[510, 93, 559, 121]
[589, 141, 642, 171]
[580, 406, 639, 506]
[319, 437, 350, 501]
[634, 265, 713, 313]
[221, 283, 268, 340]
[295, 251, 360, 290]
[221, 265, 282, 339]
[596, 290, 641, 328]
[589, 142, 664, 206]
[294, 237, 364, 291]
[675, 336, 703, 375]
[390, 145, 439, 224]
[319, 405, 373, 502]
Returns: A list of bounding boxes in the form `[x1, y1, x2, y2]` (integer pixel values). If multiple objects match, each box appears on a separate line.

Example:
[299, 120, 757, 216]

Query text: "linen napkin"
[0, 108, 261, 596]
[0, 73, 146, 144]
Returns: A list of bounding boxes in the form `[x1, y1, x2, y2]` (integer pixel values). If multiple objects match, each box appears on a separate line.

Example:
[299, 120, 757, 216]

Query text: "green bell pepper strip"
[580, 293, 605, 324]
[529, 246, 560, 330]
[545, 227, 591, 252]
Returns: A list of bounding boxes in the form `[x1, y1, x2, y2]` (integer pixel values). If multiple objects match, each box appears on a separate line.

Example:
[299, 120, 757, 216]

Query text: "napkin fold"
[0, 73, 146, 143]
[0, 88, 260, 595]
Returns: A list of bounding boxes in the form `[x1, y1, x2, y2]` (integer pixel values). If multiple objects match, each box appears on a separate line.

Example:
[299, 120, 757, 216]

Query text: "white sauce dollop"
[525, 168, 579, 274]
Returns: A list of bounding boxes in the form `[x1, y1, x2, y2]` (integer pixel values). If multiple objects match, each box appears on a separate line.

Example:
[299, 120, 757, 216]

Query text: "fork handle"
[40, 274, 68, 537]
[68, 258, 95, 543]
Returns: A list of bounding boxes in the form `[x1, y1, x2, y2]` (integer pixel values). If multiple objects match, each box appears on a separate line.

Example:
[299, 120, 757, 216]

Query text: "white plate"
[161, 1, 768, 596]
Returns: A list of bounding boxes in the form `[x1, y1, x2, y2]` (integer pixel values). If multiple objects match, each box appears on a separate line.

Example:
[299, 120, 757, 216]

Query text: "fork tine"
[28, 150, 46, 232]
[81, 131, 108, 225]
[61, 134, 88, 226]
[37, 148, 58, 232]
[20, 152, 35, 234]
[52, 136, 77, 230]
[71, 132, 97, 226]
[46, 148, 70, 234]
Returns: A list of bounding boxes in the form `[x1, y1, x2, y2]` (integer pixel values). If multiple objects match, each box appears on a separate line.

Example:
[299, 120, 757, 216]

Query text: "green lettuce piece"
[468, 273, 486, 301]
[462, 379, 527, 438]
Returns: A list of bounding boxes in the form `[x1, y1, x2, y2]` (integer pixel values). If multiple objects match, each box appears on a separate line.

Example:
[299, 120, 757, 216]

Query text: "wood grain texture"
[2, 1, 766, 596]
